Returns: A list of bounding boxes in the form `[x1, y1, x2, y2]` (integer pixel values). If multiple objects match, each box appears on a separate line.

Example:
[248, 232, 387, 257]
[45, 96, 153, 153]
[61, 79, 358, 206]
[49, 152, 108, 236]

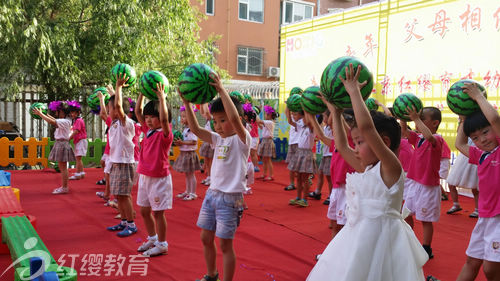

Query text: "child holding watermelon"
[257, 105, 278, 181]
[455, 83, 500, 281]
[181, 73, 250, 281]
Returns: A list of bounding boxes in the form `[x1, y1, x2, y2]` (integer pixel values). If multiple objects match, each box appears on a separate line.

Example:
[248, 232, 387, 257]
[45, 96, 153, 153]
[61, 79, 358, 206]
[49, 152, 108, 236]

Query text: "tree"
[0, 0, 221, 102]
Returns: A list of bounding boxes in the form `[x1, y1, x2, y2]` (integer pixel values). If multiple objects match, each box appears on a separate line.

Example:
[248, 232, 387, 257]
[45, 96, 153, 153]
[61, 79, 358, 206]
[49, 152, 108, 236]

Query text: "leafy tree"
[0, 0, 221, 102]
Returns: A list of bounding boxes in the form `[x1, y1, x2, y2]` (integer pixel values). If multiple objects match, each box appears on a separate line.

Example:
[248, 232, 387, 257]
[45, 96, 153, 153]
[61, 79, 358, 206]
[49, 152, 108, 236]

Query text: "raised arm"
[33, 108, 57, 126]
[304, 112, 332, 146]
[135, 94, 145, 126]
[285, 107, 297, 128]
[153, 83, 170, 137]
[331, 106, 363, 172]
[463, 83, 500, 137]
[98, 91, 108, 122]
[180, 95, 213, 143]
[209, 73, 247, 143]
[455, 116, 469, 157]
[407, 106, 437, 145]
[114, 73, 129, 125]
[375, 99, 392, 116]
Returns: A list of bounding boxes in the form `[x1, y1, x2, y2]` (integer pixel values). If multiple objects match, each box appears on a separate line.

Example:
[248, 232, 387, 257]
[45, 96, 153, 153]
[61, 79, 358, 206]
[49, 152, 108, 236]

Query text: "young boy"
[402, 106, 444, 259]
[106, 74, 138, 237]
[134, 83, 173, 256]
[182, 73, 251, 281]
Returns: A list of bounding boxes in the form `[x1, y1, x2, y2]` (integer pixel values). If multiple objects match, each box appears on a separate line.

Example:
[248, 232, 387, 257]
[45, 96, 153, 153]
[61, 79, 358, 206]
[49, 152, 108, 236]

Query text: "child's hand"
[174, 140, 182, 146]
[153, 82, 165, 99]
[339, 64, 368, 96]
[32, 108, 42, 116]
[106, 84, 115, 96]
[116, 73, 130, 88]
[97, 91, 103, 100]
[208, 72, 224, 93]
[374, 99, 382, 106]
[406, 105, 421, 121]
[462, 83, 484, 101]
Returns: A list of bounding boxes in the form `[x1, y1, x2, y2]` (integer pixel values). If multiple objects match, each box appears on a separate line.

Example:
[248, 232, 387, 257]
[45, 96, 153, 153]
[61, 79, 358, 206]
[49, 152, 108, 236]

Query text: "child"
[135, 83, 173, 257]
[95, 86, 113, 200]
[68, 101, 87, 180]
[257, 105, 278, 181]
[402, 105, 444, 259]
[173, 105, 201, 200]
[199, 103, 215, 186]
[307, 64, 427, 281]
[308, 111, 333, 204]
[128, 98, 142, 165]
[243, 104, 260, 172]
[34, 101, 76, 194]
[446, 137, 479, 217]
[288, 109, 316, 207]
[181, 73, 250, 281]
[284, 107, 301, 191]
[455, 83, 500, 281]
[105, 74, 138, 237]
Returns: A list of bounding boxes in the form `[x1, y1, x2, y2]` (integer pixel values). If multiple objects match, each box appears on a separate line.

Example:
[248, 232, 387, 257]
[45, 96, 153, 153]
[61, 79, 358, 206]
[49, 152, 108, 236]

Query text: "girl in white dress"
[307, 64, 428, 281]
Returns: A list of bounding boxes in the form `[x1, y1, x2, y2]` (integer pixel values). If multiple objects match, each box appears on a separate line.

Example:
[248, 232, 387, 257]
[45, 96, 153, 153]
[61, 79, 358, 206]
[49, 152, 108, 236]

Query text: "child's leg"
[200, 229, 218, 277]
[267, 157, 273, 177]
[326, 176, 333, 195]
[140, 207, 156, 237]
[314, 172, 324, 194]
[289, 170, 295, 186]
[117, 195, 135, 222]
[262, 156, 269, 177]
[75, 156, 84, 174]
[58, 161, 68, 188]
[405, 215, 414, 229]
[251, 149, 258, 167]
[153, 211, 167, 242]
[220, 238, 236, 281]
[186, 172, 196, 194]
[302, 173, 310, 199]
[206, 157, 212, 178]
[456, 256, 483, 281]
[104, 173, 110, 198]
[296, 173, 304, 199]
[483, 260, 500, 281]
[472, 188, 479, 211]
[331, 220, 343, 239]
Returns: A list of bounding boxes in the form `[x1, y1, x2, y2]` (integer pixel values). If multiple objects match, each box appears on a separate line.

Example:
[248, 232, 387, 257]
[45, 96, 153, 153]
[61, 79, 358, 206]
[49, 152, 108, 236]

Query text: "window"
[206, 0, 214, 15]
[239, 0, 264, 23]
[282, 1, 314, 24]
[237, 47, 264, 75]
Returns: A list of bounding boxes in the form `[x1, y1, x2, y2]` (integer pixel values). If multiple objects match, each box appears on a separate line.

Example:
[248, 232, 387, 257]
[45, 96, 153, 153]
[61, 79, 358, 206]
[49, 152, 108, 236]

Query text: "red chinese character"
[428, 9, 451, 38]
[483, 70, 492, 88]
[404, 19, 424, 42]
[346, 45, 356, 56]
[493, 71, 500, 89]
[459, 4, 481, 32]
[494, 7, 500, 30]
[398, 76, 412, 92]
[363, 34, 378, 57]
[439, 71, 453, 93]
[461, 69, 474, 80]
[381, 76, 391, 95]
[417, 74, 432, 91]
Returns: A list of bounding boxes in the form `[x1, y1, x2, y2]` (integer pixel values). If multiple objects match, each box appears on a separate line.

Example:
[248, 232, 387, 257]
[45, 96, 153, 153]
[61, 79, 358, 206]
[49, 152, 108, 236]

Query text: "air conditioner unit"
[268, 66, 280, 78]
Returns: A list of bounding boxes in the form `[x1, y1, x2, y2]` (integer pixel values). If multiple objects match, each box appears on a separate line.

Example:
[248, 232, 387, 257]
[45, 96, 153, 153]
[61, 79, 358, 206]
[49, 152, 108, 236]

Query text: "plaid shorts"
[199, 142, 214, 158]
[110, 163, 137, 196]
[258, 138, 276, 158]
[318, 156, 332, 176]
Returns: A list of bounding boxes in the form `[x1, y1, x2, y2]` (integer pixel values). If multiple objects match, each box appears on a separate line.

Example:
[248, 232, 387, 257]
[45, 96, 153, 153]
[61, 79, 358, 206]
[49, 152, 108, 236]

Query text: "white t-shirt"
[180, 127, 198, 151]
[288, 117, 302, 145]
[261, 120, 275, 138]
[297, 125, 315, 149]
[322, 125, 333, 156]
[209, 130, 251, 193]
[54, 118, 72, 140]
[108, 117, 136, 163]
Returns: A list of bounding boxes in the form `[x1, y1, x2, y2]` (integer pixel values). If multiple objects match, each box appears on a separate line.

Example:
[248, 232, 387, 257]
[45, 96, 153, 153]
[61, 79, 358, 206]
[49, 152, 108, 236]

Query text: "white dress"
[307, 162, 428, 281]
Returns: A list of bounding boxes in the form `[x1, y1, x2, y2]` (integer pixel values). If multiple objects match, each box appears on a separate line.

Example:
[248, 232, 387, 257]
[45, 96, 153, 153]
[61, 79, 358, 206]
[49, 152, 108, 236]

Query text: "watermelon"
[300, 86, 326, 114]
[229, 91, 245, 103]
[110, 63, 137, 87]
[244, 93, 253, 103]
[88, 87, 110, 111]
[392, 93, 423, 121]
[139, 70, 169, 101]
[447, 79, 487, 116]
[178, 63, 217, 104]
[209, 119, 215, 131]
[320, 56, 374, 108]
[365, 98, 379, 111]
[290, 87, 303, 96]
[286, 94, 302, 112]
[253, 106, 261, 115]
[29, 102, 48, 119]
[173, 130, 183, 141]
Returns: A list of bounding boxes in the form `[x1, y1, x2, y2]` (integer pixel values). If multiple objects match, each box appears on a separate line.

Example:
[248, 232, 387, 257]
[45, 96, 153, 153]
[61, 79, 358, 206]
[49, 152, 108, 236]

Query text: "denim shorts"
[196, 189, 244, 239]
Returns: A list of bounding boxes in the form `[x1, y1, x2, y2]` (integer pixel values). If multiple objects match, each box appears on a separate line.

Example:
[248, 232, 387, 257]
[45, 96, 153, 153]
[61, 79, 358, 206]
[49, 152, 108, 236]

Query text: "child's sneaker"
[107, 222, 126, 231]
[289, 198, 299, 205]
[96, 178, 106, 185]
[117, 225, 137, 237]
[284, 184, 296, 191]
[469, 210, 479, 218]
[183, 193, 197, 201]
[176, 192, 188, 198]
[296, 199, 309, 207]
[308, 191, 321, 200]
[441, 193, 448, 201]
[52, 187, 69, 194]
[142, 244, 168, 257]
[69, 174, 80, 180]
[137, 239, 156, 252]
[446, 205, 462, 214]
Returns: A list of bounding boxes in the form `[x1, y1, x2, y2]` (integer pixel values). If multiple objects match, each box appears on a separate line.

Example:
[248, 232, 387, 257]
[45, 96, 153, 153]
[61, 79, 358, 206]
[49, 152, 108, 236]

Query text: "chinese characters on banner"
[58, 253, 149, 277]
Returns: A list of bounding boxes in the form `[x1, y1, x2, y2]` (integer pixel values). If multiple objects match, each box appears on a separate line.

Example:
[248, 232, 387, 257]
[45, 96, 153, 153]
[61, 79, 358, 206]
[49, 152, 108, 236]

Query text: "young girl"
[455, 83, 500, 281]
[257, 105, 278, 181]
[284, 106, 301, 191]
[68, 101, 87, 180]
[243, 104, 257, 194]
[307, 64, 427, 280]
[174, 105, 201, 201]
[199, 104, 214, 186]
[34, 101, 76, 194]
[288, 109, 316, 207]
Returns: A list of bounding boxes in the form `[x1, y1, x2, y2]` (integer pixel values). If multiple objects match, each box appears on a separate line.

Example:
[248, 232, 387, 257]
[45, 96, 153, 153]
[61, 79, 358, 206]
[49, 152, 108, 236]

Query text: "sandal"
[446, 205, 462, 214]
[263, 176, 274, 181]
[96, 179, 106, 185]
[469, 210, 479, 218]
[96, 191, 110, 201]
[196, 273, 220, 281]
[284, 184, 296, 191]
[52, 187, 69, 194]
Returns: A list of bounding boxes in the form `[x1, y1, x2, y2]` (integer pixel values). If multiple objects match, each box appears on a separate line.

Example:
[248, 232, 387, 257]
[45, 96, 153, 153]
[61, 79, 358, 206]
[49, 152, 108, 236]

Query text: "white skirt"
[446, 153, 478, 189]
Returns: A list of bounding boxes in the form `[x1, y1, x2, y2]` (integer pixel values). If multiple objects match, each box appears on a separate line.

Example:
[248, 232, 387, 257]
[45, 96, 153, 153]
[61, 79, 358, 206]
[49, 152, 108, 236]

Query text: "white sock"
[155, 241, 168, 248]
[453, 202, 460, 207]
[147, 235, 158, 241]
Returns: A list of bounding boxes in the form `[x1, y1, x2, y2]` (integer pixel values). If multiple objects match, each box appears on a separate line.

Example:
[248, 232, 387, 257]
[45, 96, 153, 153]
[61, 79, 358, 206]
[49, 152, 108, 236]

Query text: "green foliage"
[0, 0, 222, 102]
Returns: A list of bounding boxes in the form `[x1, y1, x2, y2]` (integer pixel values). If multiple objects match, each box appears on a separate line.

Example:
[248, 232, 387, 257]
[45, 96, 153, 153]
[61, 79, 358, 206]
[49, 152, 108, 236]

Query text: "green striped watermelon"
[300, 86, 326, 114]
[139, 71, 169, 101]
[320, 56, 373, 108]
[178, 63, 217, 104]
[29, 102, 48, 119]
[447, 79, 487, 116]
[286, 94, 302, 112]
[87, 87, 110, 111]
[210, 119, 215, 131]
[365, 98, 379, 111]
[110, 63, 137, 87]
[392, 93, 423, 121]
[229, 91, 245, 103]
[244, 93, 253, 103]
[253, 106, 261, 115]
[290, 87, 303, 96]
[173, 130, 183, 140]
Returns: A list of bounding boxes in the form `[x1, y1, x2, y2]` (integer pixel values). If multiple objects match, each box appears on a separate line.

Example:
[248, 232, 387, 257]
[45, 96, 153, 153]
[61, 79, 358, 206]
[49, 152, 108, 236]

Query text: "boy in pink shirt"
[402, 106, 443, 259]
[68, 101, 87, 180]
[455, 83, 500, 281]
[134, 83, 173, 257]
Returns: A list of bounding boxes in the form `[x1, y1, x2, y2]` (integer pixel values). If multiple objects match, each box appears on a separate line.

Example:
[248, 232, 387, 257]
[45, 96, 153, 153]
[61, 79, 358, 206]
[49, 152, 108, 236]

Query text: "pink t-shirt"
[72, 118, 87, 144]
[103, 117, 112, 155]
[406, 130, 443, 186]
[441, 139, 451, 159]
[250, 121, 259, 138]
[398, 138, 414, 172]
[469, 141, 500, 218]
[137, 125, 173, 178]
[133, 123, 142, 161]
[330, 138, 355, 188]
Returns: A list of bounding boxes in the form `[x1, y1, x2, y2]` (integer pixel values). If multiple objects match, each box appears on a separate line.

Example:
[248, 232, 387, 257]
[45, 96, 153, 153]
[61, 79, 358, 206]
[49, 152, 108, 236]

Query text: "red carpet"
[0, 162, 485, 281]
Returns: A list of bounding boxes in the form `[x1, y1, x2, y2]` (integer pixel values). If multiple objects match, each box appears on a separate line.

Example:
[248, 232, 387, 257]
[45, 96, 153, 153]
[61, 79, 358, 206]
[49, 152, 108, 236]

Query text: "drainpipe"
[317, 0, 320, 16]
